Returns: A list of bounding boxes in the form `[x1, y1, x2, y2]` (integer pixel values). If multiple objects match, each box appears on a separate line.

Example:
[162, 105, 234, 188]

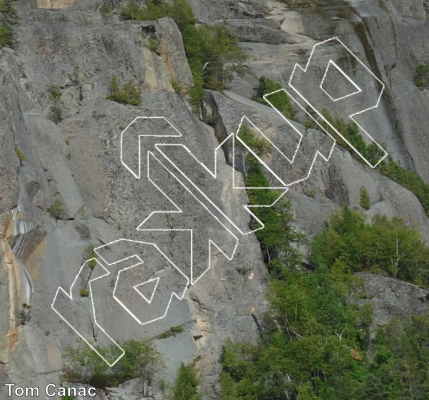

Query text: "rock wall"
[0, 0, 428, 399]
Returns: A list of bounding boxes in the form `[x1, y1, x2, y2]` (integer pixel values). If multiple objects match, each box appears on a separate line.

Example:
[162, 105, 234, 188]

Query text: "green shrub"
[47, 84, 63, 123]
[0, 25, 11, 48]
[63, 339, 164, 389]
[414, 64, 429, 89]
[100, 4, 111, 14]
[310, 205, 429, 285]
[49, 105, 62, 124]
[47, 198, 65, 219]
[148, 38, 158, 52]
[172, 79, 183, 94]
[359, 186, 370, 210]
[252, 76, 296, 120]
[379, 155, 429, 217]
[106, 75, 142, 106]
[15, 148, 25, 162]
[157, 325, 184, 339]
[171, 362, 200, 400]
[47, 84, 62, 102]
[120, 0, 170, 21]
[120, 1, 245, 110]
[234, 124, 304, 274]
[87, 244, 97, 269]
[311, 109, 429, 216]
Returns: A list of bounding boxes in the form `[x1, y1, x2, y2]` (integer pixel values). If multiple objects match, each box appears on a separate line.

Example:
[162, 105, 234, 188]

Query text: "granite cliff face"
[0, 0, 428, 399]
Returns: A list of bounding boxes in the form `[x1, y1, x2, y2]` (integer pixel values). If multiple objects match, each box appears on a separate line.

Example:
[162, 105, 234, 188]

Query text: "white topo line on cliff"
[288, 36, 388, 168]
[51, 258, 126, 367]
[54, 37, 389, 365]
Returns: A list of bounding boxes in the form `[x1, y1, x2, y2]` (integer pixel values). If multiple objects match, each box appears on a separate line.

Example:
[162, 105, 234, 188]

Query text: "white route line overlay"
[320, 60, 362, 102]
[51, 241, 190, 367]
[95, 239, 189, 326]
[138, 151, 239, 286]
[155, 141, 287, 237]
[51, 258, 125, 367]
[54, 37, 389, 367]
[120, 116, 182, 180]
[288, 36, 388, 168]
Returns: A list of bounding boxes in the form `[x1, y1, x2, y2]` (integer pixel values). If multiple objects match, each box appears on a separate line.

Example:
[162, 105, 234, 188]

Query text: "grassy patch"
[157, 325, 184, 339]
[148, 38, 158, 52]
[414, 64, 429, 89]
[87, 244, 97, 269]
[379, 156, 429, 217]
[47, 198, 66, 219]
[15, 148, 25, 162]
[252, 76, 297, 120]
[359, 186, 370, 210]
[106, 75, 142, 106]
[46, 84, 63, 124]
[63, 339, 164, 389]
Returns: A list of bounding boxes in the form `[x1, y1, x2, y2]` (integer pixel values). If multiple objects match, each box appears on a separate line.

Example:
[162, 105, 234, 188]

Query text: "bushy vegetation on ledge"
[120, 0, 246, 109]
[414, 64, 429, 89]
[106, 75, 142, 106]
[310, 206, 429, 287]
[252, 76, 429, 217]
[63, 339, 164, 389]
[170, 362, 201, 400]
[252, 76, 297, 120]
[221, 126, 429, 399]
[0, 0, 17, 48]
[379, 155, 429, 217]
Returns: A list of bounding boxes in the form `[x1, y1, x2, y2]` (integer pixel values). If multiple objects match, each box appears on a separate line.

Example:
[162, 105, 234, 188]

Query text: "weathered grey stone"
[1, 0, 429, 399]
[356, 273, 429, 327]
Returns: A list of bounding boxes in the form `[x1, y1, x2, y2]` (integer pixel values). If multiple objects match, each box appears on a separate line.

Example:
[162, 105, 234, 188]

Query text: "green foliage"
[79, 287, 89, 297]
[120, 0, 170, 21]
[15, 148, 25, 162]
[369, 314, 429, 400]
[46, 84, 63, 123]
[359, 186, 370, 210]
[157, 325, 184, 339]
[106, 75, 142, 106]
[171, 362, 200, 400]
[233, 124, 271, 180]
[47, 198, 66, 219]
[47, 84, 62, 102]
[414, 64, 429, 89]
[220, 154, 429, 399]
[252, 76, 296, 120]
[87, 244, 97, 269]
[100, 4, 111, 14]
[49, 105, 62, 124]
[63, 339, 164, 388]
[148, 37, 159, 52]
[312, 109, 429, 216]
[318, 108, 367, 158]
[0, 25, 11, 48]
[310, 206, 429, 285]
[120, 1, 245, 109]
[220, 265, 371, 399]
[379, 155, 429, 217]
[234, 124, 304, 274]
[172, 79, 183, 94]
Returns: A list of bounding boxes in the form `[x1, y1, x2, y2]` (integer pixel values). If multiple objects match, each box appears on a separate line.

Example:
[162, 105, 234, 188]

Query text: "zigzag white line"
[94, 239, 190, 325]
[138, 151, 240, 285]
[288, 36, 388, 168]
[51, 258, 126, 367]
